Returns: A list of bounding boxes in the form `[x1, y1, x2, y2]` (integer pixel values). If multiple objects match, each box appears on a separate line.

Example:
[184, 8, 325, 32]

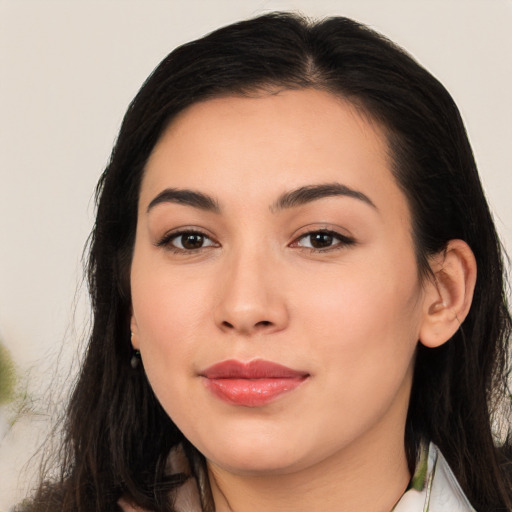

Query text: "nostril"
[218, 317, 278, 333]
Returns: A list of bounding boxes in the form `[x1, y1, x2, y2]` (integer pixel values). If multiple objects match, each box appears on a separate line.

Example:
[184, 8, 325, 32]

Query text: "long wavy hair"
[21, 12, 512, 512]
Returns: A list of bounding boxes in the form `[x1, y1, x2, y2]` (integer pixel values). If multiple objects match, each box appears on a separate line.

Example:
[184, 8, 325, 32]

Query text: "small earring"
[130, 349, 141, 369]
[130, 331, 141, 369]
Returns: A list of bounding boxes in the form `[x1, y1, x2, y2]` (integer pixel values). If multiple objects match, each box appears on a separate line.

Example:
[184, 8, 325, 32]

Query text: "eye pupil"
[181, 233, 204, 249]
[310, 233, 333, 248]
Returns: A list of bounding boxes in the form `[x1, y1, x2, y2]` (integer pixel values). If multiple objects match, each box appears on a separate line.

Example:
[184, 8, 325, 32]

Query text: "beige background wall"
[1, 0, 511, 508]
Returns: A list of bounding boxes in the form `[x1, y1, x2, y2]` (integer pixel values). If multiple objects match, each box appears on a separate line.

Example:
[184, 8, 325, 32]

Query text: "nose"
[213, 248, 289, 336]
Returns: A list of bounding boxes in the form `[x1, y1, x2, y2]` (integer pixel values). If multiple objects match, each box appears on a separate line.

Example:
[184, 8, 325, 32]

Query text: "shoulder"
[117, 497, 150, 512]
[117, 444, 202, 512]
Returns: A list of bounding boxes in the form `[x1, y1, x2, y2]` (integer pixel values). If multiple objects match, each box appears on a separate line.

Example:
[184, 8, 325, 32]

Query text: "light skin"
[129, 89, 476, 512]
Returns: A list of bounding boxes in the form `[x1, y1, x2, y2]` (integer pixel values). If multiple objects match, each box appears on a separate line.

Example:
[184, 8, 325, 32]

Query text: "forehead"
[140, 89, 406, 220]
[156, 89, 388, 162]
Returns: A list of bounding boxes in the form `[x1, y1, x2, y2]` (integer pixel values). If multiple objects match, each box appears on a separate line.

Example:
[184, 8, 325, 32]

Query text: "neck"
[207, 430, 410, 512]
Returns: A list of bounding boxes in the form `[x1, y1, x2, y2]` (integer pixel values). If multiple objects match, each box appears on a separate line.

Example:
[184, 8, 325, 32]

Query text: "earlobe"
[130, 313, 140, 350]
[419, 239, 477, 348]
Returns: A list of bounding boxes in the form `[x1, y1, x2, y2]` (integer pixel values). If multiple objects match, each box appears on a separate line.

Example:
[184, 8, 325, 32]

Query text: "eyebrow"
[270, 183, 376, 212]
[147, 182, 376, 215]
[147, 188, 220, 213]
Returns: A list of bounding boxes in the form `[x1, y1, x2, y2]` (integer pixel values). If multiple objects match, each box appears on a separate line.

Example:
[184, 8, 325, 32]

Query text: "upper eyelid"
[290, 224, 354, 240]
[293, 230, 354, 243]
[160, 226, 214, 238]
[297, 228, 348, 237]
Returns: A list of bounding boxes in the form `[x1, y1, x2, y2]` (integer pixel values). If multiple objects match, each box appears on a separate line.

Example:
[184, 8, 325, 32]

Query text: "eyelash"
[155, 229, 355, 254]
[291, 229, 356, 253]
[155, 229, 218, 254]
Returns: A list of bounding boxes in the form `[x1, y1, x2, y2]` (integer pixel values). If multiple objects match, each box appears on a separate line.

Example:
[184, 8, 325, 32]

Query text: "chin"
[210, 452, 303, 476]
[194, 430, 314, 476]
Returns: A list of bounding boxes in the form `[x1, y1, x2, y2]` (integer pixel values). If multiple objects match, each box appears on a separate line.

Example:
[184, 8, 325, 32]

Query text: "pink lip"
[200, 359, 309, 407]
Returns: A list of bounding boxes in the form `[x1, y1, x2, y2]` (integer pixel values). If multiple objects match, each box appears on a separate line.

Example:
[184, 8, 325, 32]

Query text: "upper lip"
[200, 359, 309, 379]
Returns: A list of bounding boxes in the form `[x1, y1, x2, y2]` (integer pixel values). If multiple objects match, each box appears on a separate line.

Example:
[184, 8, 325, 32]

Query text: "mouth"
[200, 359, 309, 407]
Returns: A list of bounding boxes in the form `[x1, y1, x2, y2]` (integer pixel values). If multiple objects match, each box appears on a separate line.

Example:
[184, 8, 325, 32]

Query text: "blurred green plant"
[0, 338, 41, 442]
[0, 342, 16, 406]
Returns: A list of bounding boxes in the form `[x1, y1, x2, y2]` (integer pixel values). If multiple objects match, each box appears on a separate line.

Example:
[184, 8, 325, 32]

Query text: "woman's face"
[130, 89, 430, 476]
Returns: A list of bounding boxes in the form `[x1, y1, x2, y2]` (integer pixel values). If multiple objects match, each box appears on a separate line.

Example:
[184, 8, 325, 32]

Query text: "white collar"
[393, 443, 476, 512]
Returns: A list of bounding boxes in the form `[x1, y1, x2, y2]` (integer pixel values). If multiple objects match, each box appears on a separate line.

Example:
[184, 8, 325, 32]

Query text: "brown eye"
[162, 231, 217, 251]
[179, 233, 206, 249]
[294, 230, 355, 251]
[309, 232, 334, 248]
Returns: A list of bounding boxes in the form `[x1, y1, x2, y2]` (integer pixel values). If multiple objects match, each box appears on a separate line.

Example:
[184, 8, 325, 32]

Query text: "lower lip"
[203, 377, 307, 407]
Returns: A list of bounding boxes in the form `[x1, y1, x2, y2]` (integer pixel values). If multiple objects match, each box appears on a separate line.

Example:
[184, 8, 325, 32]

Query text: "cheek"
[294, 253, 423, 371]
[289, 258, 422, 440]
[130, 271, 204, 425]
[132, 255, 209, 340]
[129, 249, 214, 404]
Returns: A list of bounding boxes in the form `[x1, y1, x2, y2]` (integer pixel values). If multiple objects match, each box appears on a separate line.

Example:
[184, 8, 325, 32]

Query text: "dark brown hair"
[21, 12, 512, 512]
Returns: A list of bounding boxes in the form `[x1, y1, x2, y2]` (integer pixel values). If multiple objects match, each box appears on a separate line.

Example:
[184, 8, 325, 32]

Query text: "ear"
[419, 239, 477, 348]
[130, 311, 140, 350]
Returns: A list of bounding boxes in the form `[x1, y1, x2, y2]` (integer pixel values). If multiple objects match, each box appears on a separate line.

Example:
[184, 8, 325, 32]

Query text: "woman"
[20, 12, 512, 512]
